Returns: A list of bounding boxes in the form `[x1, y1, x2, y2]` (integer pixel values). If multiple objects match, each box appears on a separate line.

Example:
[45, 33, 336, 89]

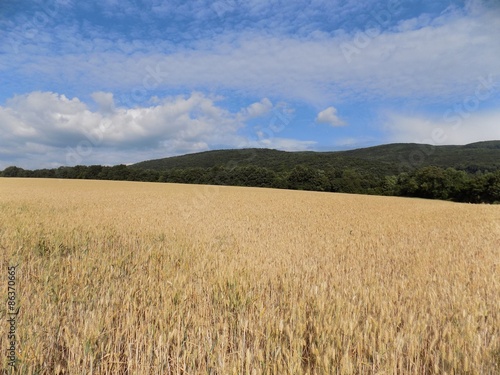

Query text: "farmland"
[0, 178, 499, 374]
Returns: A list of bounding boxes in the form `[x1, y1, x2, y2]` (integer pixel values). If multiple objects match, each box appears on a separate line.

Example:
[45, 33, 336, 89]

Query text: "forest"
[2, 162, 499, 204]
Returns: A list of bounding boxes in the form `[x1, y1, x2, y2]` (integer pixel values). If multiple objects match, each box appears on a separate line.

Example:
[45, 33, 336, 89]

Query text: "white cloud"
[382, 109, 500, 145]
[238, 98, 273, 120]
[0, 91, 315, 169]
[316, 106, 345, 127]
[244, 137, 316, 151]
[3, 6, 499, 106]
[2, 1, 499, 171]
[91, 91, 115, 113]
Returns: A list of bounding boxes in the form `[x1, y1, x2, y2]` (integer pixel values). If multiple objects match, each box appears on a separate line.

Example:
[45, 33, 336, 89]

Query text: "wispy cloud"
[3, 5, 499, 107]
[382, 110, 500, 145]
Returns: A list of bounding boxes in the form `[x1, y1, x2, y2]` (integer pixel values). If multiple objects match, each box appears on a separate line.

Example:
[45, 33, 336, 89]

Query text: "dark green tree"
[287, 165, 329, 191]
[1, 166, 25, 177]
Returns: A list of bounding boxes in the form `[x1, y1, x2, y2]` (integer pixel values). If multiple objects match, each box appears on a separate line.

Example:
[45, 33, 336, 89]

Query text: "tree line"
[1, 164, 499, 204]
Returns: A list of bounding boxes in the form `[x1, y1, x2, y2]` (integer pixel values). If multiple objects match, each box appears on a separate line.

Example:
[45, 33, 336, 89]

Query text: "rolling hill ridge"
[131, 141, 500, 174]
[2, 141, 500, 203]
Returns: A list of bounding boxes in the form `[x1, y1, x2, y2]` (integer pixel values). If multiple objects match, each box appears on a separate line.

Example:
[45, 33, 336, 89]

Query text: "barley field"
[0, 178, 499, 374]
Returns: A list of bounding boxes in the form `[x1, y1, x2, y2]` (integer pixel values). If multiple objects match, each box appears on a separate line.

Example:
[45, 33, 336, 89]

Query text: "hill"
[131, 141, 500, 174]
[132, 148, 398, 175]
[341, 141, 500, 172]
[2, 141, 499, 203]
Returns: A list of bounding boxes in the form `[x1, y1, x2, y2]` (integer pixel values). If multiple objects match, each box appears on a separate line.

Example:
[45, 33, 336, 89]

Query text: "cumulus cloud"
[0, 91, 314, 169]
[238, 98, 273, 120]
[316, 107, 345, 127]
[91, 91, 115, 113]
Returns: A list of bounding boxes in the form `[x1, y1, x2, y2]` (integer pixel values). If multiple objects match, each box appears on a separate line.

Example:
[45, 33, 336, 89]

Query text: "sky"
[1, 0, 500, 169]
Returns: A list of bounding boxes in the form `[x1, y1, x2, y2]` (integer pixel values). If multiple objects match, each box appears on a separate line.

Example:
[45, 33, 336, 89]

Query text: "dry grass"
[0, 178, 499, 374]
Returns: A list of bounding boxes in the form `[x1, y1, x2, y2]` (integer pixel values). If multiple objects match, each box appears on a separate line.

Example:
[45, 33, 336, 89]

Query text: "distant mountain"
[131, 141, 500, 174]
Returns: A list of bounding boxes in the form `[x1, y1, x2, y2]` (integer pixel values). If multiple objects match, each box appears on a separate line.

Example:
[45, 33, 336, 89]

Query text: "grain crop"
[0, 178, 499, 374]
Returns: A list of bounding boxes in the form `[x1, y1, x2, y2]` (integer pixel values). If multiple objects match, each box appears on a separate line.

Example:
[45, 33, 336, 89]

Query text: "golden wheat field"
[0, 178, 499, 374]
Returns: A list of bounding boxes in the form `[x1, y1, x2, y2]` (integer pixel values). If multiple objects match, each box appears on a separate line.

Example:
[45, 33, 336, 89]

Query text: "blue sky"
[1, 0, 500, 169]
